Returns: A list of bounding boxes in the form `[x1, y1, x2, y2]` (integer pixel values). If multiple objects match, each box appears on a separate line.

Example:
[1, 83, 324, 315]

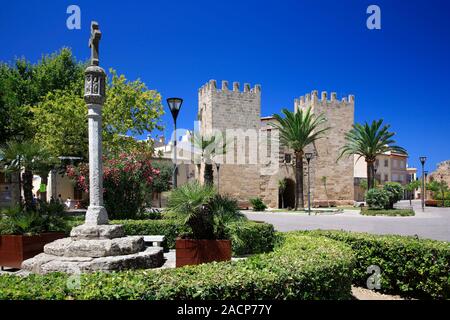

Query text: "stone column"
[84, 65, 108, 225]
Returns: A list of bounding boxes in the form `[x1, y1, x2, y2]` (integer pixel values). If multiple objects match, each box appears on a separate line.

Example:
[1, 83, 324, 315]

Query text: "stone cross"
[89, 21, 101, 66]
[84, 21, 108, 225]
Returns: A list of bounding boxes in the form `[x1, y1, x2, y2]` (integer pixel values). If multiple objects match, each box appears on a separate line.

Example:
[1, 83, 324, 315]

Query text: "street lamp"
[419, 156, 427, 212]
[216, 163, 221, 193]
[305, 152, 313, 215]
[167, 98, 183, 189]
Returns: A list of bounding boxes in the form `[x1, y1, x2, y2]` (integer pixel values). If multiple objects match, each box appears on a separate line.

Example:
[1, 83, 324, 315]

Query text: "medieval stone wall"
[296, 91, 355, 205]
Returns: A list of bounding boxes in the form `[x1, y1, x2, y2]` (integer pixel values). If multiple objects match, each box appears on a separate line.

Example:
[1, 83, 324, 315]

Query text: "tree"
[191, 132, 226, 186]
[151, 160, 173, 207]
[405, 180, 421, 206]
[427, 180, 449, 205]
[383, 182, 403, 209]
[271, 108, 329, 210]
[0, 48, 84, 144]
[338, 120, 406, 190]
[0, 141, 55, 210]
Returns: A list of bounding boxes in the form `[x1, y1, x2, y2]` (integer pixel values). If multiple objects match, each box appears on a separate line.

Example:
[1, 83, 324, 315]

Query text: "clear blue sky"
[1, 0, 449, 172]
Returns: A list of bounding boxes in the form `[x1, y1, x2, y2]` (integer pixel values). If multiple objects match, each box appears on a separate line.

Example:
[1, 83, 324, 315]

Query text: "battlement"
[198, 79, 261, 96]
[294, 90, 354, 111]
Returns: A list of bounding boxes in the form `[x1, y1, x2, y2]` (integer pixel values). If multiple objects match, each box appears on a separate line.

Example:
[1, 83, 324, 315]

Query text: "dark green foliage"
[250, 197, 267, 211]
[0, 200, 67, 235]
[365, 188, 390, 209]
[302, 230, 450, 299]
[383, 182, 403, 209]
[227, 221, 276, 256]
[361, 208, 414, 216]
[151, 161, 172, 194]
[0, 233, 354, 300]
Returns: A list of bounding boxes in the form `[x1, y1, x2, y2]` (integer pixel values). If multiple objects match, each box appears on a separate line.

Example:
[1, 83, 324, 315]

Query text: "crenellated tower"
[296, 90, 355, 205]
[197, 80, 262, 206]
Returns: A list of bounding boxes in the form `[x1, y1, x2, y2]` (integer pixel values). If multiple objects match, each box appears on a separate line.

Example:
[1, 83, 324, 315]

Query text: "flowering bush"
[66, 152, 160, 219]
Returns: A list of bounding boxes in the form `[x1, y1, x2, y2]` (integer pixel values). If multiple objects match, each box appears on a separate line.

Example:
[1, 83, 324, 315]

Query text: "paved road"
[244, 200, 450, 242]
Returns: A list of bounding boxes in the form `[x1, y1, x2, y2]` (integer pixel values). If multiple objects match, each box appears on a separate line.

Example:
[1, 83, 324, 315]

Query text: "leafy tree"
[0, 141, 55, 210]
[405, 180, 421, 206]
[383, 182, 403, 209]
[338, 120, 406, 190]
[151, 160, 173, 207]
[427, 180, 449, 206]
[0, 48, 84, 144]
[271, 107, 329, 210]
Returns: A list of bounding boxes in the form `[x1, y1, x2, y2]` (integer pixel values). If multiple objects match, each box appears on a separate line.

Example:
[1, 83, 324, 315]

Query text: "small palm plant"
[167, 182, 245, 240]
[191, 131, 226, 186]
[338, 120, 406, 190]
[271, 107, 329, 210]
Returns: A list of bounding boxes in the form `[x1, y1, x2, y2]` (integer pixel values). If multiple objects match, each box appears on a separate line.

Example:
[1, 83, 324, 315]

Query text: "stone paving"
[245, 200, 450, 242]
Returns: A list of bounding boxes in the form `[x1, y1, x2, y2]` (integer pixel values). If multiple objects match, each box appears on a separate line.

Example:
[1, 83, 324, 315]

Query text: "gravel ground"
[351, 286, 405, 300]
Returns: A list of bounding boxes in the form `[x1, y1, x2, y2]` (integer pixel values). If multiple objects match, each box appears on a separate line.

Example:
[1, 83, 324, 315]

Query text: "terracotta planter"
[176, 239, 231, 267]
[0, 233, 66, 269]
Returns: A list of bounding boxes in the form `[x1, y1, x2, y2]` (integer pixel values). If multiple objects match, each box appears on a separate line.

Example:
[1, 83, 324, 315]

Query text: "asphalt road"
[244, 200, 450, 242]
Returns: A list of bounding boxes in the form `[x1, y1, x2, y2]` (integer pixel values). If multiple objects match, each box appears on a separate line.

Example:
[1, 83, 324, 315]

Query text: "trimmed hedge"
[68, 219, 275, 256]
[0, 233, 354, 300]
[360, 208, 415, 216]
[302, 230, 450, 299]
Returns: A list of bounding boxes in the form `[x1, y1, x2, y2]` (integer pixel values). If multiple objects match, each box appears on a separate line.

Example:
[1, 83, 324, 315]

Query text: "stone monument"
[22, 22, 163, 274]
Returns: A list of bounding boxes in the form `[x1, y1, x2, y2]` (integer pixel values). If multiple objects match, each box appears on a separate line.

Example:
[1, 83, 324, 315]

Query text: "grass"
[361, 208, 415, 216]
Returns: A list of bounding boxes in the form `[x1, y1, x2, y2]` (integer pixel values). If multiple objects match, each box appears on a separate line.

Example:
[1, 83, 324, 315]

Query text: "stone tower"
[295, 91, 355, 205]
[198, 80, 262, 206]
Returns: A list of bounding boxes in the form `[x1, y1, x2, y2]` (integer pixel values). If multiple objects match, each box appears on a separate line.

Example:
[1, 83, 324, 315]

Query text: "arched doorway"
[279, 178, 295, 209]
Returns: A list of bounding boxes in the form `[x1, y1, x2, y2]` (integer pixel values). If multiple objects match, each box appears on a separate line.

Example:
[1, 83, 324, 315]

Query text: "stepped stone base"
[21, 224, 164, 275]
[22, 246, 163, 275]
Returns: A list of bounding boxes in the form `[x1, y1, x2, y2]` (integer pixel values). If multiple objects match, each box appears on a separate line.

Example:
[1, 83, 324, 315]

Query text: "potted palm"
[167, 182, 245, 267]
[0, 202, 67, 269]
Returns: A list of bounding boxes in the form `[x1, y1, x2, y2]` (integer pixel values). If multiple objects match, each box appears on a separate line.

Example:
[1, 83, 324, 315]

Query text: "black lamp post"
[216, 163, 221, 193]
[305, 152, 313, 215]
[167, 98, 183, 189]
[419, 156, 427, 212]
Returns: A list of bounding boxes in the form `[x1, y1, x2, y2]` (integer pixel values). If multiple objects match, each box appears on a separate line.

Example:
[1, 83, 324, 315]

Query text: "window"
[375, 159, 379, 167]
[384, 159, 389, 167]
[392, 174, 398, 182]
[284, 154, 292, 164]
[0, 172, 5, 184]
[384, 174, 389, 182]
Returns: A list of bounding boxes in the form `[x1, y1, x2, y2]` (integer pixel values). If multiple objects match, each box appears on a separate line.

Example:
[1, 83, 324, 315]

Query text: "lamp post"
[305, 152, 313, 215]
[216, 163, 221, 193]
[167, 98, 183, 189]
[419, 156, 427, 212]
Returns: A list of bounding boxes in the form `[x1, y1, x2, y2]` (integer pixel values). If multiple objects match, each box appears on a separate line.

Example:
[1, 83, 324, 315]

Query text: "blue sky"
[1, 0, 449, 172]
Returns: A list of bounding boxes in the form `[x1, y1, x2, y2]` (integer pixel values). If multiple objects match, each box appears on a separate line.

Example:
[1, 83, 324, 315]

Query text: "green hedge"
[68, 219, 275, 256]
[360, 208, 415, 216]
[0, 233, 354, 300]
[302, 230, 450, 299]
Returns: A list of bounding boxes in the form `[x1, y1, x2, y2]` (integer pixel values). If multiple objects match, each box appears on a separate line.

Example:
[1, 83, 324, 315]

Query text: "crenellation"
[244, 83, 250, 92]
[209, 79, 217, 89]
[222, 80, 229, 91]
[331, 92, 337, 101]
[321, 91, 327, 101]
[233, 82, 240, 91]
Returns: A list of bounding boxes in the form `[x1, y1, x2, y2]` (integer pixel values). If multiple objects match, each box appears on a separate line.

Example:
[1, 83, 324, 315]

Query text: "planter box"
[0, 233, 66, 269]
[176, 239, 231, 268]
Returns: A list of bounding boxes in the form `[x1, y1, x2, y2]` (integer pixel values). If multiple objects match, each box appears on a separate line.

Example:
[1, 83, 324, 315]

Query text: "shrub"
[0, 233, 354, 300]
[0, 201, 67, 235]
[66, 151, 160, 220]
[365, 188, 390, 209]
[383, 182, 403, 209]
[360, 208, 415, 216]
[250, 197, 267, 211]
[302, 230, 450, 299]
[67, 218, 276, 256]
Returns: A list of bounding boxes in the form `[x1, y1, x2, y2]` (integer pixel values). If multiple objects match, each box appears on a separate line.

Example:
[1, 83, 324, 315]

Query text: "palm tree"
[338, 120, 406, 190]
[191, 132, 226, 186]
[271, 107, 329, 210]
[0, 140, 57, 210]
